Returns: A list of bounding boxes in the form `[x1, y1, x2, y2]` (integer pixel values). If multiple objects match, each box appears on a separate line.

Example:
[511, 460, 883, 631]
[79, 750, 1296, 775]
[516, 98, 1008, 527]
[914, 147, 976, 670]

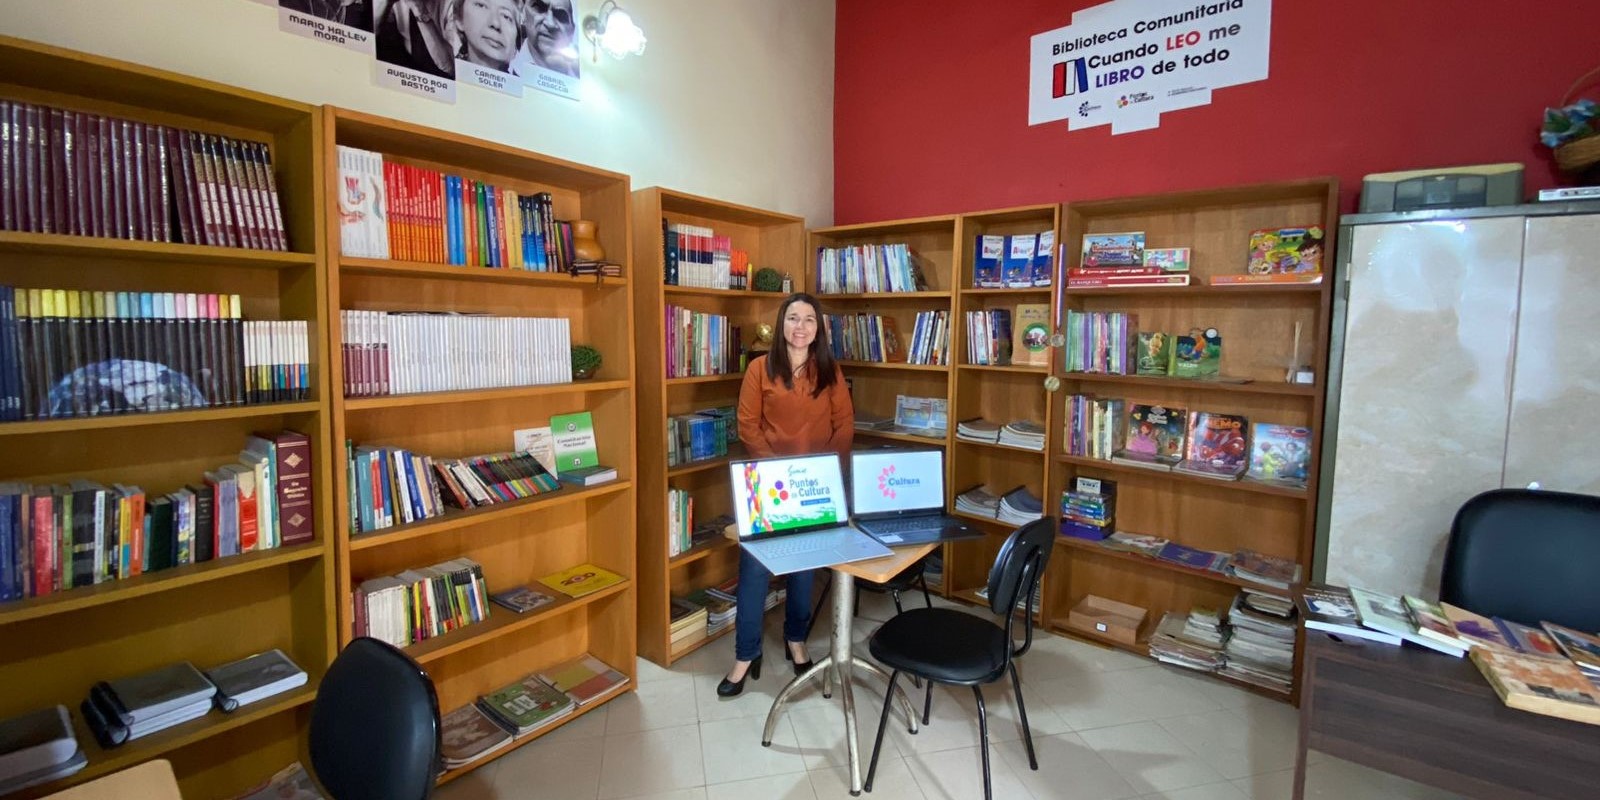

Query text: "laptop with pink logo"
[849, 448, 981, 545]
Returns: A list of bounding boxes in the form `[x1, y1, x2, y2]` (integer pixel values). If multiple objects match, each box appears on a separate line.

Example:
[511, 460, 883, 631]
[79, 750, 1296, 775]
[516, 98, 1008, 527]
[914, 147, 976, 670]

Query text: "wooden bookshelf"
[323, 107, 639, 784]
[631, 187, 803, 666]
[0, 35, 335, 799]
[1039, 178, 1339, 704]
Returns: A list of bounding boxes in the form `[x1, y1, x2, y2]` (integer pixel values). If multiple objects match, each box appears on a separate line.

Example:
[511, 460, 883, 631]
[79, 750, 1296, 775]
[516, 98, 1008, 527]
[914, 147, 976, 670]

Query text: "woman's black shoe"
[785, 646, 814, 677]
[717, 657, 762, 697]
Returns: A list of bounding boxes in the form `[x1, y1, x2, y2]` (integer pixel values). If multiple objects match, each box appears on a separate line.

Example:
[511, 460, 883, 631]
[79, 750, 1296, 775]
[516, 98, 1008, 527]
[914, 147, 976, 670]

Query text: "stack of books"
[814, 243, 924, 294]
[338, 310, 572, 396]
[1059, 477, 1116, 541]
[81, 662, 217, 749]
[0, 706, 85, 795]
[1062, 310, 1135, 374]
[1148, 611, 1226, 672]
[669, 596, 711, 654]
[854, 411, 895, 431]
[667, 408, 737, 467]
[204, 650, 308, 711]
[1222, 590, 1296, 694]
[825, 312, 906, 363]
[1225, 549, 1302, 590]
[956, 418, 1002, 444]
[955, 485, 1002, 518]
[666, 306, 738, 377]
[702, 592, 737, 636]
[353, 558, 490, 649]
[475, 676, 574, 738]
[963, 309, 1012, 365]
[997, 486, 1044, 526]
[435, 653, 633, 770]
[998, 420, 1047, 451]
[923, 553, 944, 590]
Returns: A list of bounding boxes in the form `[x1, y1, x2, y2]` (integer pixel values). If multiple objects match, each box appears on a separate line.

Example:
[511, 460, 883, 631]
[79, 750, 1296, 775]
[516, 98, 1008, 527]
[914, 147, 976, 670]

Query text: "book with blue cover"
[1156, 542, 1228, 572]
[1003, 234, 1037, 288]
[973, 235, 1004, 288]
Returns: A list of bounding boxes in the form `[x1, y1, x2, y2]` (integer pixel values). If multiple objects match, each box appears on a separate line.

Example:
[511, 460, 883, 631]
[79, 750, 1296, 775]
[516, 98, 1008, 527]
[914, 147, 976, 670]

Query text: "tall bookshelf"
[0, 36, 336, 798]
[630, 188, 804, 666]
[323, 108, 638, 784]
[1040, 179, 1338, 703]
[945, 205, 1062, 610]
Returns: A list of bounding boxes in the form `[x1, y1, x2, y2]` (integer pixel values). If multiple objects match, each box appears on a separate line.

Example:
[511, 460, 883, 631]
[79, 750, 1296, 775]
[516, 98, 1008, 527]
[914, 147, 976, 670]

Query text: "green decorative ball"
[753, 267, 784, 293]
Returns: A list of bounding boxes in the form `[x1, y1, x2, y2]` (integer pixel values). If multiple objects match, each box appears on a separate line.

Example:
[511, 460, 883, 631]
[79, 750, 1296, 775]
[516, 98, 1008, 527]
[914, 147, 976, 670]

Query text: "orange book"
[496, 187, 510, 268]
[1208, 273, 1324, 285]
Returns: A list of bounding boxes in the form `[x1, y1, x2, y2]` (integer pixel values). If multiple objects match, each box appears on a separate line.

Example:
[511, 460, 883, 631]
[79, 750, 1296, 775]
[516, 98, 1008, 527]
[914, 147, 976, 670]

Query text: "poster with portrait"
[373, 0, 458, 102]
[452, 0, 524, 97]
[278, 0, 375, 55]
[511, 0, 582, 100]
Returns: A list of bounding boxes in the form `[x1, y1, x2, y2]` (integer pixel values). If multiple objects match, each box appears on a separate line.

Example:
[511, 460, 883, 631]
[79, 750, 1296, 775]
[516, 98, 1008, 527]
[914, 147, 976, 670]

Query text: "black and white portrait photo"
[511, 0, 581, 80]
[280, 0, 373, 30]
[375, 0, 456, 80]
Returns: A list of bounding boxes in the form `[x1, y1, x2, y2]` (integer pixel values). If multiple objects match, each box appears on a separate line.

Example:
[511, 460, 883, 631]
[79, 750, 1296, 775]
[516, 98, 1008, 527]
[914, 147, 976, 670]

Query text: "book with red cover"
[271, 430, 315, 545]
[128, 120, 147, 240]
[23, 104, 41, 233]
[255, 142, 289, 250]
[89, 114, 109, 238]
[65, 110, 85, 237]
[1, 101, 13, 232]
[48, 107, 68, 235]
[236, 139, 270, 250]
[196, 133, 233, 247]
[150, 123, 170, 243]
[228, 139, 265, 249]
[228, 463, 260, 553]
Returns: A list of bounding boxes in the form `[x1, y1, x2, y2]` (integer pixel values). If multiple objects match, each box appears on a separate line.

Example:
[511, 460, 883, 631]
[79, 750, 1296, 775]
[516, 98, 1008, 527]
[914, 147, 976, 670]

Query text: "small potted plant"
[1544, 67, 1600, 179]
[753, 267, 784, 293]
[571, 345, 602, 380]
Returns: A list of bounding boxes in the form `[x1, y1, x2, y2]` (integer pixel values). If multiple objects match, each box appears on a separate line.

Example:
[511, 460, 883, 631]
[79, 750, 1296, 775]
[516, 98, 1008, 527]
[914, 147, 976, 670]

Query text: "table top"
[41, 760, 182, 800]
[835, 543, 937, 583]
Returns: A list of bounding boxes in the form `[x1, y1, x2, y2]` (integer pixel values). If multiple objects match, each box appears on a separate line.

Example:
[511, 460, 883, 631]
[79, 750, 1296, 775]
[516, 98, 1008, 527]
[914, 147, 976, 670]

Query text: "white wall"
[0, 0, 836, 225]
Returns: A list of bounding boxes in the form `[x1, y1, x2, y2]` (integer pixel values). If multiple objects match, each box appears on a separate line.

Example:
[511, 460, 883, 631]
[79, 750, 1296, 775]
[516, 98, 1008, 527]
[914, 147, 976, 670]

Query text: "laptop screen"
[850, 449, 944, 516]
[729, 454, 849, 539]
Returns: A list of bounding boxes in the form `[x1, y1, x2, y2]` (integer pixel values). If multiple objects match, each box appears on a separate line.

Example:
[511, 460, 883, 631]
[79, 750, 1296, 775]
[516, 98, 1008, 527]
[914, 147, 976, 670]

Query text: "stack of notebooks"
[997, 420, 1047, 451]
[997, 487, 1044, 526]
[1059, 477, 1116, 541]
[1148, 610, 1226, 672]
[695, 590, 737, 636]
[669, 597, 711, 654]
[0, 706, 85, 795]
[81, 662, 217, 748]
[1222, 590, 1296, 693]
[956, 418, 1001, 444]
[206, 650, 309, 712]
[442, 654, 630, 769]
[955, 485, 1002, 518]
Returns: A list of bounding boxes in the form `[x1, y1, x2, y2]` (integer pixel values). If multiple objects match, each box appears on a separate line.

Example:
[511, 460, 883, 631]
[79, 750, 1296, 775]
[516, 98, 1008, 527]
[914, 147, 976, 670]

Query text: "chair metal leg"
[864, 670, 899, 793]
[922, 680, 934, 725]
[1010, 662, 1037, 770]
[891, 590, 903, 616]
[973, 685, 992, 800]
[918, 576, 932, 608]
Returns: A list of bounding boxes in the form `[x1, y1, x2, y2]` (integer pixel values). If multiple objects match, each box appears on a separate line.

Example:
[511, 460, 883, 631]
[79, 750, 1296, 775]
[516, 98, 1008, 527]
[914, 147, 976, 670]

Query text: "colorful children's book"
[1351, 587, 1465, 657]
[1542, 622, 1600, 675]
[1142, 247, 1190, 273]
[1032, 230, 1056, 287]
[1472, 647, 1600, 725]
[1081, 232, 1145, 268]
[1298, 584, 1401, 645]
[1112, 404, 1186, 468]
[1171, 327, 1222, 378]
[537, 563, 625, 598]
[1440, 603, 1514, 651]
[1135, 331, 1172, 376]
[1247, 226, 1325, 276]
[1499, 619, 1565, 659]
[1246, 423, 1312, 487]
[1174, 412, 1248, 480]
[1402, 596, 1469, 651]
[475, 677, 575, 737]
[549, 411, 598, 472]
[973, 235, 1004, 288]
[490, 586, 556, 614]
[439, 704, 513, 768]
[1003, 234, 1037, 288]
[1012, 304, 1052, 366]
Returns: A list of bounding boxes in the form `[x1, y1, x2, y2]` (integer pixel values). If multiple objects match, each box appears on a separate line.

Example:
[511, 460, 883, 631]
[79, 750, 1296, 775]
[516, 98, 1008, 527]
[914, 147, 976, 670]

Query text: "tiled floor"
[435, 593, 1464, 800]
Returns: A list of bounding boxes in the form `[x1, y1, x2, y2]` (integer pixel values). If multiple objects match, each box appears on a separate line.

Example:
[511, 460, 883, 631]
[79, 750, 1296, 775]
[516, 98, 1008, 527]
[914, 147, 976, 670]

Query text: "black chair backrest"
[1440, 488, 1600, 632]
[310, 637, 441, 800]
[986, 518, 1055, 655]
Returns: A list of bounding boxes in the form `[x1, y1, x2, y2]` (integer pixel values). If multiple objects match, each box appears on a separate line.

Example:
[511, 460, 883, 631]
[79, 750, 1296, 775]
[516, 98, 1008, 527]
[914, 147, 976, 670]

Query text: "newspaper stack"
[1183, 606, 1228, 649]
[1221, 589, 1297, 693]
[997, 420, 1047, 451]
[956, 418, 1002, 443]
[1149, 612, 1226, 672]
[704, 593, 736, 635]
[955, 485, 1002, 518]
[1226, 549, 1303, 590]
[997, 486, 1044, 525]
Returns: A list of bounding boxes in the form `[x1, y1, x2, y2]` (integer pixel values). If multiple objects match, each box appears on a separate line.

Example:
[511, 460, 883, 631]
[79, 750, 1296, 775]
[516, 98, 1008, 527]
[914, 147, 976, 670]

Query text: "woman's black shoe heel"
[717, 657, 762, 697]
[785, 646, 814, 677]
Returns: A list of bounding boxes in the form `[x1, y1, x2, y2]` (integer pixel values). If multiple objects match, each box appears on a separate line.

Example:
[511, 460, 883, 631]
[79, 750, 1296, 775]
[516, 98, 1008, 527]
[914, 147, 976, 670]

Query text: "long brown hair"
[765, 292, 838, 398]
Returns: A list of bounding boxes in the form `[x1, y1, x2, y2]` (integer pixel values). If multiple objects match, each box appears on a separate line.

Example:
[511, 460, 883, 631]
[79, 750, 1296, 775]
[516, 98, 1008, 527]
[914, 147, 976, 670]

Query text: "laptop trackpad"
[876, 533, 906, 544]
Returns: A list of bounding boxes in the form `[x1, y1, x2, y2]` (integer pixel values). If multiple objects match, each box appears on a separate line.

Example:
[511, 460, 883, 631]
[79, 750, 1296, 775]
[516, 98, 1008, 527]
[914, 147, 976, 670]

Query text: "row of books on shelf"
[0, 650, 307, 792]
[662, 220, 749, 289]
[1067, 398, 1312, 487]
[0, 287, 309, 421]
[1299, 584, 1600, 725]
[971, 581, 1044, 615]
[814, 243, 927, 295]
[1149, 589, 1297, 693]
[665, 488, 729, 558]
[1070, 228, 1323, 287]
[964, 305, 1051, 367]
[972, 231, 1055, 289]
[956, 418, 1046, 451]
[670, 576, 783, 654]
[823, 310, 950, 366]
[353, 557, 491, 649]
[955, 484, 1044, 526]
[337, 309, 572, 397]
[443, 654, 629, 769]
[666, 407, 737, 467]
[665, 305, 739, 378]
[1064, 312, 1228, 381]
[337, 146, 593, 274]
[0, 430, 312, 603]
[0, 100, 289, 250]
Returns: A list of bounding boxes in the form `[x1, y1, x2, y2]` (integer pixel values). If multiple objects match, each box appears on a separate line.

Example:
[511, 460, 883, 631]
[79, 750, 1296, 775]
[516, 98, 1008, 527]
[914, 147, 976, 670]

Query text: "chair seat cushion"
[869, 608, 1008, 685]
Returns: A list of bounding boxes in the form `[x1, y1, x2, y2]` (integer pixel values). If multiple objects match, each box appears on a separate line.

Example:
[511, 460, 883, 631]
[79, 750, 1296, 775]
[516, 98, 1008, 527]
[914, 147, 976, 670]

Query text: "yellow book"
[1472, 646, 1600, 726]
[538, 563, 625, 598]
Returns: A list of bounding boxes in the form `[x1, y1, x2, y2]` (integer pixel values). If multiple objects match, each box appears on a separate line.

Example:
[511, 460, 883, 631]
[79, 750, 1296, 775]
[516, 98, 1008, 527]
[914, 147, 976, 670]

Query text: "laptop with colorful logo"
[850, 448, 981, 545]
[728, 453, 890, 575]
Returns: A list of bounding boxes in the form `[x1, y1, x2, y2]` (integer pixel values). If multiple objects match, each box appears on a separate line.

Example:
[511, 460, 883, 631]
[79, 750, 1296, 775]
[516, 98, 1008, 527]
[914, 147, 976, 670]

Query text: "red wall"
[833, 0, 1600, 224]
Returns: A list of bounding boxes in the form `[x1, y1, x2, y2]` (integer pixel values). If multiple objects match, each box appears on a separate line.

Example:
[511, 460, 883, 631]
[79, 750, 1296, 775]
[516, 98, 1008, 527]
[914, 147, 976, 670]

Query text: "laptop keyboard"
[756, 531, 841, 558]
[863, 517, 940, 534]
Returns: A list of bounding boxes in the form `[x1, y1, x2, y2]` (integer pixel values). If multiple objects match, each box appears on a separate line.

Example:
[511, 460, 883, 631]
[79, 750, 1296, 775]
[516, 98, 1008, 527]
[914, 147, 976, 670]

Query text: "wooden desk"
[41, 760, 182, 800]
[1296, 632, 1600, 799]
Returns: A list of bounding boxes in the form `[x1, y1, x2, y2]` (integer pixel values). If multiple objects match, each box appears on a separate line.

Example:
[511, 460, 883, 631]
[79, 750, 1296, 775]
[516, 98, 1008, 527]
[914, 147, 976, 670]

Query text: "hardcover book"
[1012, 304, 1051, 367]
[1298, 584, 1401, 645]
[1247, 226, 1324, 276]
[1543, 622, 1600, 674]
[1175, 412, 1248, 480]
[1003, 234, 1036, 288]
[537, 563, 624, 598]
[203, 649, 307, 711]
[1115, 404, 1186, 466]
[1472, 647, 1600, 726]
[1135, 331, 1171, 376]
[1081, 232, 1145, 268]
[973, 234, 1004, 288]
[1171, 327, 1222, 378]
[1246, 423, 1312, 488]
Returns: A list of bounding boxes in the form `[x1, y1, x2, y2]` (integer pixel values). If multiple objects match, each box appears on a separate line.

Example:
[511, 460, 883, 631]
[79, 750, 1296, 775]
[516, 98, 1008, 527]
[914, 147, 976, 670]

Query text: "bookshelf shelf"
[1053, 454, 1310, 499]
[339, 256, 627, 288]
[0, 401, 321, 438]
[405, 580, 632, 665]
[962, 287, 1054, 296]
[348, 481, 633, 552]
[1062, 283, 1323, 297]
[837, 360, 950, 372]
[950, 587, 1041, 621]
[665, 373, 744, 386]
[342, 380, 631, 411]
[1061, 372, 1320, 397]
[633, 187, 804, 666]
[957, 364, 1050, 374]
[1052, 535, 1291, 594]
[1046, 617, 1289, 700]
[0, 231, 317, 267]
[0, 36, 337, 799]
[0, 544, 323, 626]
[435, 682, 630, 786]
[956, 439, 1048, 458]
[816, 291, 951, 300]
[950, 510, 1010, 529]
[856, 428, 949, 446]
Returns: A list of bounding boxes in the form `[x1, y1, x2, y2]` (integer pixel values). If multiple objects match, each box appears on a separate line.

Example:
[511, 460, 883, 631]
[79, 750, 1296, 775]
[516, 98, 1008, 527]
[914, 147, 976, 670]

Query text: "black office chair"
[1440, 488, 1600, 632]
[863, 519, 1053, 800]
[309, 637, 442, 800]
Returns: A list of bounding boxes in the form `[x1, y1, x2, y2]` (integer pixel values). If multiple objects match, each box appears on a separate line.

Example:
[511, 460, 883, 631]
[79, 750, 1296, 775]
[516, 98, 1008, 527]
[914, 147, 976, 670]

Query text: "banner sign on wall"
[1029, 0, 1271, 135]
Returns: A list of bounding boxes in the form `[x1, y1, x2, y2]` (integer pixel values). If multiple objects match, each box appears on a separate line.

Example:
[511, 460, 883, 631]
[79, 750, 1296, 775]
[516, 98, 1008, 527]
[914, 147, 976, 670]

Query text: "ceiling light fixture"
[582, 1, 647, 62]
